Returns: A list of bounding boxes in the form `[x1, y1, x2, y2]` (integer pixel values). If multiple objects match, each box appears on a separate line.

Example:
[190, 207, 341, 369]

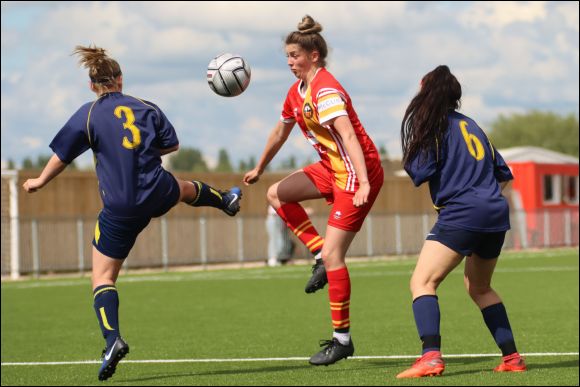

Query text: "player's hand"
[353, 181, 370, 207]
[23, 178, 44, 193]
[243, 168, 262, 185]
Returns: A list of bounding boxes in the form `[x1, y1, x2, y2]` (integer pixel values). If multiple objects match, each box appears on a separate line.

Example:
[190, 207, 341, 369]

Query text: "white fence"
[1, 209, 578, 279]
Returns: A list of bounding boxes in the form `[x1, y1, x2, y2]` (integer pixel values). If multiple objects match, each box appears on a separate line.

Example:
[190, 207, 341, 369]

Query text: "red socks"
[277, 204, 350, 332]
[276, 203, 324, 254]
[327, 267, 351, 331]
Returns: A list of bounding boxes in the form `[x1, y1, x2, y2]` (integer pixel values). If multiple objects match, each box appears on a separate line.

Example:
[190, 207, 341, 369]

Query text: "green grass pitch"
[2, 248, 578, 385]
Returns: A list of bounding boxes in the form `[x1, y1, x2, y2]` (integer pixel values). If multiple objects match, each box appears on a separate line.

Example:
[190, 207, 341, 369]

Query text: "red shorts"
[303, 162, 384, 232]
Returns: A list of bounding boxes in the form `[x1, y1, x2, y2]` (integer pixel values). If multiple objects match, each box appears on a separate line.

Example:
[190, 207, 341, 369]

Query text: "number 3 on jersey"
[460, 120, 484, 160]
[114, 106, 142, 149]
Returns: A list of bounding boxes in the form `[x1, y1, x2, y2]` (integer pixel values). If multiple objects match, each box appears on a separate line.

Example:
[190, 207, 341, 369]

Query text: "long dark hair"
[401, 65, 461, 165]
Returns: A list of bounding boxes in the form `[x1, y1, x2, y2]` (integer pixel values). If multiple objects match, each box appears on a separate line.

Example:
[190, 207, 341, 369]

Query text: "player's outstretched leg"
[396, 351, 445, 378]
[187, 181, 242, 216]
[309, 337, 354, 366]
[272, 203, 326, 293]
[220, 187, 242, 216]
[98, 337, 129, 381]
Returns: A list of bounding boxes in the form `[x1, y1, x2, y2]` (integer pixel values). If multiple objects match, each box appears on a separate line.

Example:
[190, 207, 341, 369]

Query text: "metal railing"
[1, 209, 578, 278]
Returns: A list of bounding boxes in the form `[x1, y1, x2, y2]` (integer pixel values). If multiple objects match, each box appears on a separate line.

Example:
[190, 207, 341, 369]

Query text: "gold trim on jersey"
[94, 219, 101, 245]
[302, 87, 355, 191]
[86, 94, 107, 147]
[126, 94, 160, 115]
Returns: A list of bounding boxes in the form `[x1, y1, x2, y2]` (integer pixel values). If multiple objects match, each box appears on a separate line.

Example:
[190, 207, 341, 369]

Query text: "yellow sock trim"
[188, 181, 203, 205]
[210, 188, 222, 200]
[99, 307, 115, 331]
[93, 286, 117, 299]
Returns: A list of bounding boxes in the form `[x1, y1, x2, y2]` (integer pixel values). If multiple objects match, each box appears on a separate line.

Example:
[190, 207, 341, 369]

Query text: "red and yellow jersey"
[280, 68, 381, 191]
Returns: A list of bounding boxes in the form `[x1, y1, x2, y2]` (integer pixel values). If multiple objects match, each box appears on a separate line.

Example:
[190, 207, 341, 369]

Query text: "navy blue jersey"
[405, 111, 513, 232]
[50, 92, 179, 218]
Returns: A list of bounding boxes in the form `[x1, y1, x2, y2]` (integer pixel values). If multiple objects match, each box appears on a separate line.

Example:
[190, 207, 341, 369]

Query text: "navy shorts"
[426, 223, 506, 259]
[93, 211, 151, 259]
[92, 176, 180, 259]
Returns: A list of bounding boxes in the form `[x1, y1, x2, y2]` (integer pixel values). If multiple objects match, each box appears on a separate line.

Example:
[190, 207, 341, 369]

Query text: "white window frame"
[542, 174, 561, 205]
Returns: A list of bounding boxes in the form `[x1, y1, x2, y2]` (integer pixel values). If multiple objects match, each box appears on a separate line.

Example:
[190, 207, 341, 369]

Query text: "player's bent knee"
[266, 184, 280, 206]
[410, 277, 440, 296]
[466, 284, 492, 300]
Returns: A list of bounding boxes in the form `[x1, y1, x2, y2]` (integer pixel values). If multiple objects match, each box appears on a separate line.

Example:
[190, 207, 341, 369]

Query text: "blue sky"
[1, 1, 578, 169]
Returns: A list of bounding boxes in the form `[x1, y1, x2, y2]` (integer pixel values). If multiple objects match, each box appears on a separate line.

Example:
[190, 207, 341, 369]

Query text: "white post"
[6, 171, 20, 279]
[564, 210, 571, 246]
[77, 218, 84, 275]
[395, 214, 402, 255]
[544, 210, 550, 248]
[237, 217, 244, 264]
[518, 210, 528, 249]
[161, 216, 168, 271]
[365, 215, 373, 256]
[200, 217, 207, 268]
[31, 219, 39, 278]
[422, 214, 429, 237]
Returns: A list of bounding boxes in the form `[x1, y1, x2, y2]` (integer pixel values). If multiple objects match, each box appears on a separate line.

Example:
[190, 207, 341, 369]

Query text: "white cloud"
[1, 71, 23, 84]
[136, 1, 408, 33]
[554, 2, 579, 32]
[555, 33, 579, 63]
[251, 67, 293, 84]
[1, 1, 578, 168]
[0, 29, 20, 50]
[461, 2, 548, 30]
[22, 136, 42, 149]
[460, 94, 525, 128]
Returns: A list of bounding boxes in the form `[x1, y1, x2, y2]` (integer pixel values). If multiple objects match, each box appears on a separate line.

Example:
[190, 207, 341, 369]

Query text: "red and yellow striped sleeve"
[316, 88, 347, 125]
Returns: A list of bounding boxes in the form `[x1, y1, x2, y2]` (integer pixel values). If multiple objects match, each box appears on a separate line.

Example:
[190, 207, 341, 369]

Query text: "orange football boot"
[494, 353, 527, 372]
[396, 351, 445, 378]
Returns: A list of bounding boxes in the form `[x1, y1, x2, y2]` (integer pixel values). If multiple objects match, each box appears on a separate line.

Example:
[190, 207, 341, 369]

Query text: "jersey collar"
[297, 67, 323, 99]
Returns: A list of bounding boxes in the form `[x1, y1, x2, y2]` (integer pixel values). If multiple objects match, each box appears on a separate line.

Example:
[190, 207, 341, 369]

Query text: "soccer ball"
[207, 53, 251, 97]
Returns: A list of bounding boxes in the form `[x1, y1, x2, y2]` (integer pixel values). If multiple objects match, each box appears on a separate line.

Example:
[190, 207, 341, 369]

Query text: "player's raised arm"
[22, 154, 68, 193]
[331, 115, 371, 207]
[243, 120, 294, 185]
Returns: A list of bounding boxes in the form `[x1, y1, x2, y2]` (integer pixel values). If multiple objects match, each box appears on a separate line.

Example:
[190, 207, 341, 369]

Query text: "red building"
[501, 146, 579, 248]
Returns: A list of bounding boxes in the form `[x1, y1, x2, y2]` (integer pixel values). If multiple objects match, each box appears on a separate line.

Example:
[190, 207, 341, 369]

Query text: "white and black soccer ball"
[207, 53, 251, 97]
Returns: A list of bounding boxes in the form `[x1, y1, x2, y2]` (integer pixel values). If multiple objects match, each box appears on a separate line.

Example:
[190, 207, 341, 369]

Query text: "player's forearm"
[256, 125, 289, 172]
[36, 154, 68, 187]
[333, 116, 369, 183]
[500, 180, 510, 192]
[342, 134, 370, 183]
[256, 140, 282, 173]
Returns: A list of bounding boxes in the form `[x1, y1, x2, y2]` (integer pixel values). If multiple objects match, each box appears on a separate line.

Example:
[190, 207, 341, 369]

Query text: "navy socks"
[412, 295, 441, 353]
[482, 302, 518, 356]
[93, 285, 120, 349]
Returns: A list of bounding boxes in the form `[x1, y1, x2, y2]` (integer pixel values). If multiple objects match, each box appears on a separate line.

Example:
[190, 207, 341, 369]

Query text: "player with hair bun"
[243, 16, 384, 366]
